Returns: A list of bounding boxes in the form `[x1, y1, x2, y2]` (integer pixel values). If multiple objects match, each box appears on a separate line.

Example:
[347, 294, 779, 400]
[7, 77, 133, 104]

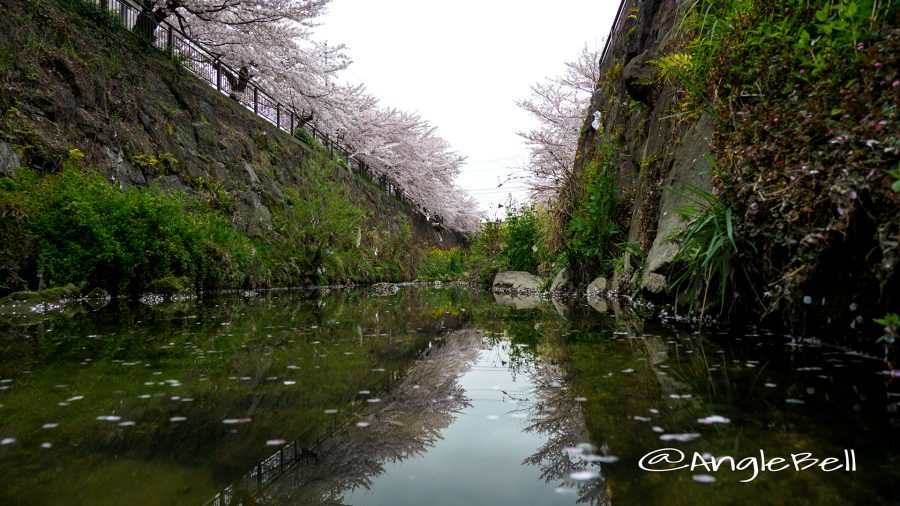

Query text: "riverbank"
[0, 0, 464, 298]
[468, 1, 899, 346]
[0, 162, 431, 297]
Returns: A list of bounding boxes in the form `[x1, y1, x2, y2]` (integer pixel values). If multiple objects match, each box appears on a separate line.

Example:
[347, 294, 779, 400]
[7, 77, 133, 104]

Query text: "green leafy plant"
[564, 148, 623, 277]
[886, 166, 900, 193]
[420, 247, 464, 280]
[603, 63, 623, 87]
[10, 168, 211, 293]
[130, 152, 178, 174]
[652, 52, 694, 81]
[501, 202, 543, 273]
[796, 0, 884, 75]
[668, 185, 749, 316]
[650, 52, 713, 113]
[462, 220, 505, 286]
[875, 313, 899, 344]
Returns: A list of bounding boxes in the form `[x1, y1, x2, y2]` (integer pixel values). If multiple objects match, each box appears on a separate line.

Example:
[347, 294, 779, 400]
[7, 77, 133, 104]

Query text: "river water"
[0, 286, 897, 505]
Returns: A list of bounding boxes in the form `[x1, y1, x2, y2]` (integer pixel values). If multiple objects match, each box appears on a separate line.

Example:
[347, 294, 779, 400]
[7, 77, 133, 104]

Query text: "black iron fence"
[84, 0, 439, 224]
[599, 0, 631, 66]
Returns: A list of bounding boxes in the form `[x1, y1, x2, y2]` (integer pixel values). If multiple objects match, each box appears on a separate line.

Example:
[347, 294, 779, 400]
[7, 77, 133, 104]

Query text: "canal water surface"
[0, 286, 897, 505]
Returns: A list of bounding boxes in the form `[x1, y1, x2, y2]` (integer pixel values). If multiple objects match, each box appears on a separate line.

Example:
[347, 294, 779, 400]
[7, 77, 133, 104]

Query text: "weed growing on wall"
[557, 133, 633, 283]
[649, 0, 900, 325]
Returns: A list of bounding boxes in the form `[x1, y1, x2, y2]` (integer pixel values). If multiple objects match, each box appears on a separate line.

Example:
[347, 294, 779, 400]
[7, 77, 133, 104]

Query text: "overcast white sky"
[315, 1, 619, 219]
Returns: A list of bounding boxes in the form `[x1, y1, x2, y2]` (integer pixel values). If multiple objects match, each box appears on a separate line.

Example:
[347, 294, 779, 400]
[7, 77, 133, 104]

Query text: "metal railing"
[599, 0, 632, 66]
[84, 0, 438, 224]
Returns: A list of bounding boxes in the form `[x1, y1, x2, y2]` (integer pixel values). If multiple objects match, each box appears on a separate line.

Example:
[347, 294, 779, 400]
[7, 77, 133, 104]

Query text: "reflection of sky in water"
[342, 342, 580, 506]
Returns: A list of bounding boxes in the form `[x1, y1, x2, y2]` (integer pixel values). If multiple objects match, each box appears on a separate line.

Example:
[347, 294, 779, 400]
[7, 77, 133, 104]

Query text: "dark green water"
[0, 287, 897, 505]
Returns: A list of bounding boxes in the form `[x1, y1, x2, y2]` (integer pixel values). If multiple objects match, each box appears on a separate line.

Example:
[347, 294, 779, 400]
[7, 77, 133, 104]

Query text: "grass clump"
[668, 185, 751, 316]
[419, 247, 464, 281]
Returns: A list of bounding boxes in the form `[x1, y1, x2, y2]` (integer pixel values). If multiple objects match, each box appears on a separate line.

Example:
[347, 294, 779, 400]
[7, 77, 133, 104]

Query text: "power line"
[465, 189, 530, 194]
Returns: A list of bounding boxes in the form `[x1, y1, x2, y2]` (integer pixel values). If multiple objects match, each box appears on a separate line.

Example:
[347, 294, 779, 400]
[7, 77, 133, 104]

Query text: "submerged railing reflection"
[203, 328, 483, 506]
[522, 358, 612, 505]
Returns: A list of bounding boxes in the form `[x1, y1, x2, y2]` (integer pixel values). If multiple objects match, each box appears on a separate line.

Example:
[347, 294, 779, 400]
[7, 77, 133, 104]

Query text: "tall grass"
[668, 185, 748, 316]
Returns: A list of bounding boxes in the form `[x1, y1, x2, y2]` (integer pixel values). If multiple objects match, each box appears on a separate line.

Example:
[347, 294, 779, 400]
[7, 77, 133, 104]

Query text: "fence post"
[215, 60, 221, 92]
[166, 27, 173, 54]
[119, 2, 127, 25]
[253, 87, 258, 114]
[276, 104, 281, 130]
[289, 111, 294, 134]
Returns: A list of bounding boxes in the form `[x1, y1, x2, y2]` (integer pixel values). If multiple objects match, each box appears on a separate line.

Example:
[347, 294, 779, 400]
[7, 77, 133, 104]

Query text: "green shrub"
[0, 169, 255, 294]
[501, 203, 543, 273]
[24, 169, 203, 293]
[420, 247, 464, 280]
[0, 181, 33, 292]
[145, 275, 191, 295]
[565, 160, 620, 275]
[0, 140, 435, 294]
[460, 221, 504, 286]
[268, 159, 365, 284]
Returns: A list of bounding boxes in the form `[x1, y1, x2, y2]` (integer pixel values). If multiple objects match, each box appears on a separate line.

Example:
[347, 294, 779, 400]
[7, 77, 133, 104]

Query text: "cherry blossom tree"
[318, 84, 482, 233]
[137, 0, 347, 116]
[136, 0, 482, 232]
[516, 44, 601, 201]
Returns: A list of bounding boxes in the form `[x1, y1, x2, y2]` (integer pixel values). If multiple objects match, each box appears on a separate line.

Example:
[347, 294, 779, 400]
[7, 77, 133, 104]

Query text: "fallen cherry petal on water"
[569, 470, 601, 481]
[697, 415, 731, 425]
[660, 433, 701, 442]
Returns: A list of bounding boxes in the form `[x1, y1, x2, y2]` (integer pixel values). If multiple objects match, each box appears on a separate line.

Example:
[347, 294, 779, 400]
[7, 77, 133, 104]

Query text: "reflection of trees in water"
[251, 328, 484, 506]
[522, 360, 611, 506]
